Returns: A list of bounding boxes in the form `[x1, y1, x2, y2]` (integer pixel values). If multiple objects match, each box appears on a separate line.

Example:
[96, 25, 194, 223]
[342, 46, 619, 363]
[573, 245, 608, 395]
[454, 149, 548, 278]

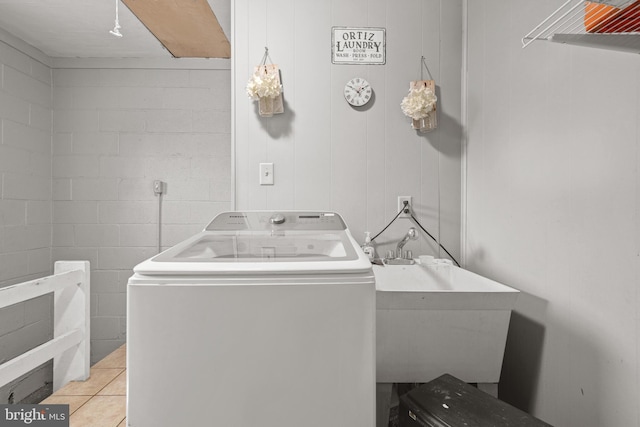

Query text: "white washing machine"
[127, 211, 375, 427]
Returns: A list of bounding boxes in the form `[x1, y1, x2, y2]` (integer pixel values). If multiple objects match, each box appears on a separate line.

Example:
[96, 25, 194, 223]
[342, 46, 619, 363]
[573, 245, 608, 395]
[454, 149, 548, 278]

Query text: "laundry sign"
[332, 27, 386, 65]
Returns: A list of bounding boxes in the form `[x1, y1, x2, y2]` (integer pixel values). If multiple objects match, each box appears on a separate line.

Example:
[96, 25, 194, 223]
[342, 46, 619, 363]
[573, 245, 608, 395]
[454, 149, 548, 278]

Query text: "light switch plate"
[259, 163, 274, 185]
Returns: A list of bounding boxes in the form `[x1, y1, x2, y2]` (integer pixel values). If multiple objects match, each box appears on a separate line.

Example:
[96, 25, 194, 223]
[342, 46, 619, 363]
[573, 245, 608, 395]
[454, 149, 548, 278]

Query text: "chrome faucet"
[384, 227, 419, 265]
[396, 227, 418, 255]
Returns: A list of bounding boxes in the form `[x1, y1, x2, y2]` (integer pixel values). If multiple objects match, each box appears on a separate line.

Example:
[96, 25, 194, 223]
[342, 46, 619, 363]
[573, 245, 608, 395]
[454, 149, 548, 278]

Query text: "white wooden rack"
[0, 261, 90, 392]
[523, 0, 640, 54]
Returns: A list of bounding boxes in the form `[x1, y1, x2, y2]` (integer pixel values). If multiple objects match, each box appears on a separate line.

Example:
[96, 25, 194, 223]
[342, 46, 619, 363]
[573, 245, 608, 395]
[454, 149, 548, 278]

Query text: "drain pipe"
[153, 180, 166, 253]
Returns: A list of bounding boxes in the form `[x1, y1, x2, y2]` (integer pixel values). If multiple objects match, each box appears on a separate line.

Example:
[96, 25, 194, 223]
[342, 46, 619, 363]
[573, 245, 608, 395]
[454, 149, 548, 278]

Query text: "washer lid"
[134, 211, 372, 275]
[155, 230, 358, 262]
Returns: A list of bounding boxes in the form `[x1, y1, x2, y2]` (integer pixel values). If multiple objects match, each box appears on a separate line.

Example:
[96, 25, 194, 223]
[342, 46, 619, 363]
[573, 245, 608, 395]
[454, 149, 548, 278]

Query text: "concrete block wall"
[0, 42, 52, 285]
[0, 38, 54, 403]
[52, 64, 232, 363]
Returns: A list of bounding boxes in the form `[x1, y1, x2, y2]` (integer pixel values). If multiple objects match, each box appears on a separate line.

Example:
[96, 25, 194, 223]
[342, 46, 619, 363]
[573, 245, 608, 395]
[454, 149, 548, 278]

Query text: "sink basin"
[375, 262, 519, 310]
[374, 262, 519, 384]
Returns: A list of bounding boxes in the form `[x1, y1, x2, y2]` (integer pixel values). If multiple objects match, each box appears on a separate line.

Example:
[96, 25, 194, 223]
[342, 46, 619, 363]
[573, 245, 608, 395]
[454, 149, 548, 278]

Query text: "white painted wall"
[233, 0, 463, 260]
[465, 1, 640, 425]
[0, 32, 53, 403]
[52, 61, 232, 363]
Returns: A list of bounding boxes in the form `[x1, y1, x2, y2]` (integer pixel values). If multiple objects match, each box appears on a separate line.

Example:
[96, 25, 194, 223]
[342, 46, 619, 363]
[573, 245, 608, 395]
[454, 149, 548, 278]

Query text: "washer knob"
[270, 213, 285, 225]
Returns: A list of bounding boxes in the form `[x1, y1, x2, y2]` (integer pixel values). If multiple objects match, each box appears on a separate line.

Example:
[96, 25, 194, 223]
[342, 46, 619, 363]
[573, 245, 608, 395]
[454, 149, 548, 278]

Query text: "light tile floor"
[40, 345, 127, 427]
[41, 344, 393, 427]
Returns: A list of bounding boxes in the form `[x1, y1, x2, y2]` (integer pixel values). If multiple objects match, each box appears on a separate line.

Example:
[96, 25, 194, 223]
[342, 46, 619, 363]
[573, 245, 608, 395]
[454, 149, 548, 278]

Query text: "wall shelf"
[523, 0, 640, 54]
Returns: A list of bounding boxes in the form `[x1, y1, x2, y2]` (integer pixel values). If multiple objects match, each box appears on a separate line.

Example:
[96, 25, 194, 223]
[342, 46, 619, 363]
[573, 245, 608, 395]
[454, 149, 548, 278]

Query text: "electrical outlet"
[398, 196, 412, 218]
[153, 180, 165, 195]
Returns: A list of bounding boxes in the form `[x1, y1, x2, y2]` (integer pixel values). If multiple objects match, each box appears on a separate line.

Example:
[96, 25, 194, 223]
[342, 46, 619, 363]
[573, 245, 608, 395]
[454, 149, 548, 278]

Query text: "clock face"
[344, 77, 372, 107]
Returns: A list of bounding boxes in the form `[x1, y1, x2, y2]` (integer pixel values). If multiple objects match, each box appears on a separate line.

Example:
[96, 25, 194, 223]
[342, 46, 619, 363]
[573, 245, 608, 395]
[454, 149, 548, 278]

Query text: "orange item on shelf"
[585, 0, 640, 33]
[585, 2, 620, 32]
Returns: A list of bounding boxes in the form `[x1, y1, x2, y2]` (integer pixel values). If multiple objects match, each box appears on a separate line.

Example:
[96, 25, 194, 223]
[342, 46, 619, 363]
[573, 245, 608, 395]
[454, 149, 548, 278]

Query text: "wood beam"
[122, 0, 230, 58]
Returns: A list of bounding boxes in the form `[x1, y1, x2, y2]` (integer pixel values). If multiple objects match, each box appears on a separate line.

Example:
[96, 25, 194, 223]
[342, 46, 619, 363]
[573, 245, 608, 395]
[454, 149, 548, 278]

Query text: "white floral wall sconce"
[401, 56, 437, 133]
[246, 47, 284, 118]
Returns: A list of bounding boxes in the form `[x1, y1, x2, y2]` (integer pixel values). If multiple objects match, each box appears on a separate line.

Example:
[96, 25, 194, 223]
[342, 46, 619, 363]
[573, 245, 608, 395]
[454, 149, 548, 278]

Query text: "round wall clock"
[344, 77, 372, 107]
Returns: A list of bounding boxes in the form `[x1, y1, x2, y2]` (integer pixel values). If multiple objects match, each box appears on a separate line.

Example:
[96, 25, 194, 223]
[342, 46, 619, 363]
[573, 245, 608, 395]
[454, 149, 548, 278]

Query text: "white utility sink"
[374, 261, 519, 384]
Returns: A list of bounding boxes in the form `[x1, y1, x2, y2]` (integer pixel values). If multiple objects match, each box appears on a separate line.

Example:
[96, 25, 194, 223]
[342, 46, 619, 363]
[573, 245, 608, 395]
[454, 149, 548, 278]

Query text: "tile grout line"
[47, 370, 124, 417]
[69, 397, 92, 416]
[97, 370, 127, 397]
[93, 367, 126, 395]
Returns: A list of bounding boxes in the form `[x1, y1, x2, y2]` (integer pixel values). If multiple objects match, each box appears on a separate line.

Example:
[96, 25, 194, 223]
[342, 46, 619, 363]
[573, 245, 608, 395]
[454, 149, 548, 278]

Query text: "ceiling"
[0, 0, 231, 58]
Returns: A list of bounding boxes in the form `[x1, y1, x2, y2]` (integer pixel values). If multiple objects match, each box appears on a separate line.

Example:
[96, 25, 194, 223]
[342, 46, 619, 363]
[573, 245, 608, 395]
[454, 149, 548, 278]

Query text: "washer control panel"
[205, 211, 347, 231]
